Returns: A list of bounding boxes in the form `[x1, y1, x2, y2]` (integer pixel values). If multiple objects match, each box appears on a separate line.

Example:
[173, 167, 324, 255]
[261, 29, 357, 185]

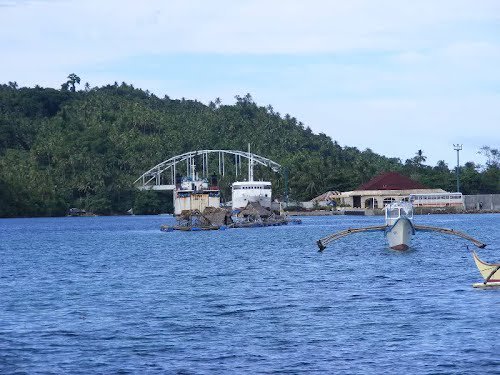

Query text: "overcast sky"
[1, 0, 499, 167]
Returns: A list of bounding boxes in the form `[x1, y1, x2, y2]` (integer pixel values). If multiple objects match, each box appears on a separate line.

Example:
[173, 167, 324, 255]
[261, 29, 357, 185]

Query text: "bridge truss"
[135, 149, 282, 190]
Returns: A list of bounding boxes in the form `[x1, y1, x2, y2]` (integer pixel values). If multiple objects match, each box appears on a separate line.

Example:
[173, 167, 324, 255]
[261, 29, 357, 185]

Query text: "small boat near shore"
[471, 250, 500, 288]
[317, 202, 417, 251]
[317, 202, 486, 252]
[384, 202, 415, 250]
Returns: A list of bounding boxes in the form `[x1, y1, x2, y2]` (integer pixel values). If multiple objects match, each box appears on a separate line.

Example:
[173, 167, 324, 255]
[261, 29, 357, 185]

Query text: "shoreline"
[285, 209, 500, 216]
[2, 210, 499, 219]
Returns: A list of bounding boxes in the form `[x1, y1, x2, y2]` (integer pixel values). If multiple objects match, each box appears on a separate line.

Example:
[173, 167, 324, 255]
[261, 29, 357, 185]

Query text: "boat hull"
[385, 218, 414, 250]
[472, 282, 500, 288]
[472, 251, 500, 287]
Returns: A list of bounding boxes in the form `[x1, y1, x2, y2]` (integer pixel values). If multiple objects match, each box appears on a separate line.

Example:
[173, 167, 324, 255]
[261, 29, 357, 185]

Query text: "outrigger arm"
[484, 265, 500, 284]
[317, 224, 486, 252]
[317, 225, 387, 251]
[413, 225, 487, 249]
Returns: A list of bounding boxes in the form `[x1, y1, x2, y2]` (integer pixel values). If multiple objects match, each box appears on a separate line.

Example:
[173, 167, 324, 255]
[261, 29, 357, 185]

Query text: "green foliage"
[133, 190, 161, 215]
[0, 81, 498, 217]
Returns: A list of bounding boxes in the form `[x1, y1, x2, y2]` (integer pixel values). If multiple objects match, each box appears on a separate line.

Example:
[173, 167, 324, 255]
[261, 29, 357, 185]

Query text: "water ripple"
[0, 214, 499, 373]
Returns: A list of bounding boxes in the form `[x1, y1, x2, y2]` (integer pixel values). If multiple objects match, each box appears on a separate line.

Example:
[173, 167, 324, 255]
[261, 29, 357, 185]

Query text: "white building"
[313, 172, 446, 209]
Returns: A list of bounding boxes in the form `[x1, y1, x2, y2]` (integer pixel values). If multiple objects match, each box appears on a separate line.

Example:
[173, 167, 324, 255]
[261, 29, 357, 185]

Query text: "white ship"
[231, 145, 272, 211]
[232, 181, 272, 210]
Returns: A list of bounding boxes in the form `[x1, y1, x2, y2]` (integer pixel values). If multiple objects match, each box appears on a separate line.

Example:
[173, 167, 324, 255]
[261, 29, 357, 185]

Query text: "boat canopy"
[385, 202, 413, 225]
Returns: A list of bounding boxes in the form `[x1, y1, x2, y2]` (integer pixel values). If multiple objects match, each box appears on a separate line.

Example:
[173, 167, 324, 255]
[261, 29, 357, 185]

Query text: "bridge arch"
[135, 149, 282, 190]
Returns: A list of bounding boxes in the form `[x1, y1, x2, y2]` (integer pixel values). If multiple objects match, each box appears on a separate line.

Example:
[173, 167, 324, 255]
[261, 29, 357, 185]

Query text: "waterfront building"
[330, 172, 446, 209]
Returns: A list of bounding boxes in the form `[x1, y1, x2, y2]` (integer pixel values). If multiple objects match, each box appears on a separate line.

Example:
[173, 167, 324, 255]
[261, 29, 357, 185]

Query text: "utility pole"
[453, 144, 462, 192]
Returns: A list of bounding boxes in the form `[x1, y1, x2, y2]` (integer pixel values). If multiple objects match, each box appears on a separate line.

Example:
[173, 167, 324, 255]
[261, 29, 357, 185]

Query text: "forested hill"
[1, 81, 499, 217]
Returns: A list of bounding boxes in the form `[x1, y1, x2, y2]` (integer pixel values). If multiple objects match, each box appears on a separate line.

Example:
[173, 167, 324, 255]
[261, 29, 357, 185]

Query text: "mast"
[248, 143, 254, 182]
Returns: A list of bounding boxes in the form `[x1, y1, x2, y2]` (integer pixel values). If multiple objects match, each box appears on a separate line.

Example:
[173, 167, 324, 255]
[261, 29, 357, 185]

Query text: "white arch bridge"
[135, 149, 282, 191]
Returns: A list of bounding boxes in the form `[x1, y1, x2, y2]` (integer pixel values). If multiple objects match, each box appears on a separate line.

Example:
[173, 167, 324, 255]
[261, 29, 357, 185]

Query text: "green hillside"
[1, 79, 498, 217]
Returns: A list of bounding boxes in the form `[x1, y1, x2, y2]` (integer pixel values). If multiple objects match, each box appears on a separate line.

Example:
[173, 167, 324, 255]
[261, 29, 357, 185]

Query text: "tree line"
[0, 76, 498, 217]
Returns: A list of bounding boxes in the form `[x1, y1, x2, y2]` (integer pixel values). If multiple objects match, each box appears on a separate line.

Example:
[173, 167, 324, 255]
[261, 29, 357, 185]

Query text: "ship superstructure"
[174, 159, 220, 215]
[231, 145, 272, 211]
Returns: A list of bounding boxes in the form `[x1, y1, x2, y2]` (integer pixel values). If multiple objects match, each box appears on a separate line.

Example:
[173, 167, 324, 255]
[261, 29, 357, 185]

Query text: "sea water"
[1, 214, 499, 374]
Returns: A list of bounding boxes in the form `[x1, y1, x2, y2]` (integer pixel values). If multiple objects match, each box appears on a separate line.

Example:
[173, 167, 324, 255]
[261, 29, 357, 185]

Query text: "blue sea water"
[0, 213, 499, 374]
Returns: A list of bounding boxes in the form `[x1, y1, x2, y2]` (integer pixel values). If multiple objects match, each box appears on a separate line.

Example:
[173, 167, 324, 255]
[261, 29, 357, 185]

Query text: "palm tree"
[434, 160, 448, 171]
[413, 149, 427, 166]
[66, 73, 81, 92]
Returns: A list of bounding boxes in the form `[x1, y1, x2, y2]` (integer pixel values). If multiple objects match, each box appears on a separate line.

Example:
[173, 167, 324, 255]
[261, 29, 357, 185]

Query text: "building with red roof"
[356, 172, 428, 191]
[311, 171, 446, 209]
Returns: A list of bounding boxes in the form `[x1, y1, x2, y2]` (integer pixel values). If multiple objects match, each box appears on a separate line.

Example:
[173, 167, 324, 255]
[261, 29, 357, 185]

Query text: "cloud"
[2, 1, 500, 59]
[3, 0, 499, 86]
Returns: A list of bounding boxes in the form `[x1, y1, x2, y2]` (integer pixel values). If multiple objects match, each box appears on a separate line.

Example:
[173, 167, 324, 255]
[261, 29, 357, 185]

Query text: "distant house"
[334, 172, 446, 209]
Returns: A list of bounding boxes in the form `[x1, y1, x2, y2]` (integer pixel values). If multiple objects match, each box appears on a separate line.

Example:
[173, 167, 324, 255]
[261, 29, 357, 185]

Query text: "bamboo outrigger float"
[317, 202, 487, 251]
[316, 202, 494, 289]
[413, 225, 486, 248]
[317, 225, 387, 251]
[471, 250, 500, 288]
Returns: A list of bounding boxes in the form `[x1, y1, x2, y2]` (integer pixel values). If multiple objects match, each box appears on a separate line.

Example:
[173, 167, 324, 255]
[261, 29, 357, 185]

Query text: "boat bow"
[471, 251, 500, 286]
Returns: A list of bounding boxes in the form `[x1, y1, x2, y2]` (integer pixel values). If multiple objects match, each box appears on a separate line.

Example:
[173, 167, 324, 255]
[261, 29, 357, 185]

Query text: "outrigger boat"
[317, 201, 486, 252]
[471, 250, 500, 288]
[384, 202, 414, 250]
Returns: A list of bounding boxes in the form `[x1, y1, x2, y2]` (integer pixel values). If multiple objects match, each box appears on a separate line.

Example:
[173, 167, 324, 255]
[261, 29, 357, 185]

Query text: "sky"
[1, 0, 499, 168]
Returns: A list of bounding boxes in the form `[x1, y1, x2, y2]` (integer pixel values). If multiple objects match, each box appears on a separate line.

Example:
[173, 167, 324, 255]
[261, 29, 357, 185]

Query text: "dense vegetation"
[1, 77, 499, 217]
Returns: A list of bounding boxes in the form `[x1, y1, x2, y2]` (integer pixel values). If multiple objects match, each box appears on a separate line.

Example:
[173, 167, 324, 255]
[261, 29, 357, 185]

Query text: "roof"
[310, 191, 341, 202]
[201, 207, 232, 226]
[238, 201, 272, 217]
[356, 172, 428, 191]
[339, 188, 445, 198]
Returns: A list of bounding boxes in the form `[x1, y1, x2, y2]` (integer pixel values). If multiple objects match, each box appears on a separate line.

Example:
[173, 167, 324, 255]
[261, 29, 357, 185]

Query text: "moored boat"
[173, 170, 220, 215]
[384, 202, 415, 250]
[317, 202, 486, 254]
[232, 181, 272, 210]
[231, 145, 273, 211]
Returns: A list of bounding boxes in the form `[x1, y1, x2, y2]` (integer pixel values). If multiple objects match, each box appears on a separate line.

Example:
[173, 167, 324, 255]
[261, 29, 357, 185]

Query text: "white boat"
[471, 251, 500, 288]
[231, 145, 272, 211]
[384, 202, 415, 250]
[317, 201, 486, 253]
